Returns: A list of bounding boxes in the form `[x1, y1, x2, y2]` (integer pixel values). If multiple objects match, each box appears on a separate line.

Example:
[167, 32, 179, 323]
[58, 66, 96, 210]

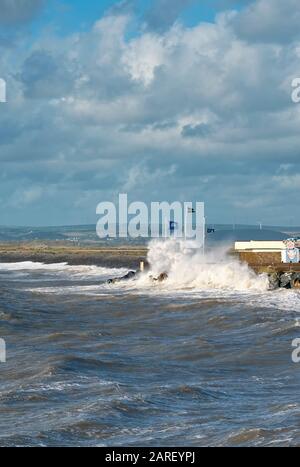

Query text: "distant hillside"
[0, 228, 65, 242]
[0, 224, 297, 245]
[206, 228, 289, 244]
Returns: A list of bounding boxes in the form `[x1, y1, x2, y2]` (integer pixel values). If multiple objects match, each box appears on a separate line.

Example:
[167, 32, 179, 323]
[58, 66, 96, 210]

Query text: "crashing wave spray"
[146, 239, 269, 291]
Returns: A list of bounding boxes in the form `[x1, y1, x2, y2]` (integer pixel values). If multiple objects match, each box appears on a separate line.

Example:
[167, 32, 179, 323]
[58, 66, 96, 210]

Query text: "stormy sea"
[0, 239, 300, 447]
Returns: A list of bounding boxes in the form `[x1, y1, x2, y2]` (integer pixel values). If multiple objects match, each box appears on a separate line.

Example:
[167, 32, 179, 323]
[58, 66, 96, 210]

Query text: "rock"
[107, 270, 136, 284]
[268, 272, 300, 290]
[151, 272, 168, 282]
[279, 272, 293, 289]
[291, 273, 300, 289]
[268, 273, 280, 290]
[292, 278, 300, 289]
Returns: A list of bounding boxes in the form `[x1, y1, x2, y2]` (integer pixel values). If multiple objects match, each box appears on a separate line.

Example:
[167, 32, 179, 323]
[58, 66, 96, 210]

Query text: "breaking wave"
[0, 262, 68, 271]
[0, 262, 127, 279]
[144, 239, 269, 291]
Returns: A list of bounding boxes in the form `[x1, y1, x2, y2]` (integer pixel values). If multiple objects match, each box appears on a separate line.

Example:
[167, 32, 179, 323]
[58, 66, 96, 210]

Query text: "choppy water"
[0, 247, 300, 446]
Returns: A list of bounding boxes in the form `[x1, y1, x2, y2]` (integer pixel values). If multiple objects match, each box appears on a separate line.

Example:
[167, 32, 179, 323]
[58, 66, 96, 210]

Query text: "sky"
[0, 0, 300, 226]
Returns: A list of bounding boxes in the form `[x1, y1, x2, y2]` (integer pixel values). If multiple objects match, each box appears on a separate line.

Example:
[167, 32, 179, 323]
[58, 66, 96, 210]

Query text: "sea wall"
[268, 272, 300, 290]
[236, 251, 300, 289]
[239, 251, 281, 266]
[0, 243, 147, 269]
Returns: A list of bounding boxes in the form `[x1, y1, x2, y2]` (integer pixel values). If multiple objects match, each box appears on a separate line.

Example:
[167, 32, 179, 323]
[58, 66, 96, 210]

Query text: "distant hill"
[207, 228, 289, 244]
[0, 227, 69, 242]
[0, 224, 297, 245]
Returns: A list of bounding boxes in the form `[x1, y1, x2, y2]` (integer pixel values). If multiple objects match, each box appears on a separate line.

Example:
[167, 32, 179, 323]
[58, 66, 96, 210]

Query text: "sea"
[0, 239, 300, 447]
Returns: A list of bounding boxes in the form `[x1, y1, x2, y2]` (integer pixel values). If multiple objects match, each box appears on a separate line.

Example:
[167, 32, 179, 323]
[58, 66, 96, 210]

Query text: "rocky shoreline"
[268, 272, 300, 290]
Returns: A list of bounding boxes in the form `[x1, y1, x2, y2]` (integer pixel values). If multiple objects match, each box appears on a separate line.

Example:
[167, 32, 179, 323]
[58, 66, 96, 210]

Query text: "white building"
[235, 240, 300, 264]
[235, 241, 286, 252]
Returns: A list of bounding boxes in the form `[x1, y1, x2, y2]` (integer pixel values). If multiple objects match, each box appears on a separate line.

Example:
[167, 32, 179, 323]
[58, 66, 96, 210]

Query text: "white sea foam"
[143, 238, 269, 291]
[0, 261, 67, 271]
[0, 261, 127, 279]
[129, 239, 300, 311]
[30, 284, 115, 296]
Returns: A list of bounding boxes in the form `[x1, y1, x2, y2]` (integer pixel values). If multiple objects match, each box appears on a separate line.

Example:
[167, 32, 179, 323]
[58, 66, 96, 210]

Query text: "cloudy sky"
[0, 0, 299, 226]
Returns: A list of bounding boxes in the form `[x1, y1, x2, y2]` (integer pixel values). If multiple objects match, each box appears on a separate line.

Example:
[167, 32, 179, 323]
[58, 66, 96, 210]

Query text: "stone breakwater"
[235, 251, 300, 290]
[268, 272, 300, 290]
[0, 243, 147, 269]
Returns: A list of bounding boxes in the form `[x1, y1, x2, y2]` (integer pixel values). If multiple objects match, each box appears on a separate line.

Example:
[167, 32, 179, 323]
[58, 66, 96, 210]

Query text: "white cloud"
[1, 1, 300, 224]
[8, 186, 44, 207]
[273, 173, 300, 190]
[123, 33, 166, 86]
[122, 163, 177, 191]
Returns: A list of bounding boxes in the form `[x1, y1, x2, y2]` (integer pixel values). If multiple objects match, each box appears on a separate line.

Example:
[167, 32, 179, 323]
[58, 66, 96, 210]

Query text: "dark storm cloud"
[143, 0, 254, 32]
[0, 0, 44, 24]
[18, 49, 75, 99]
[144, 0, 196, 32]
[231, 0, 300, 44]
[181, 123, 212, 138]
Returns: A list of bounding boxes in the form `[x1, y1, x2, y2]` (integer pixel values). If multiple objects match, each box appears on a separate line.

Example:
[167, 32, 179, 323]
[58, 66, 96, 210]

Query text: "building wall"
[239, 251, 282, 266]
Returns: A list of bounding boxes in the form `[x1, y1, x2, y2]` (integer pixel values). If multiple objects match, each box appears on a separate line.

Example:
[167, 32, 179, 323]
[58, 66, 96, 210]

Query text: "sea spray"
[146, 238, 269, 291]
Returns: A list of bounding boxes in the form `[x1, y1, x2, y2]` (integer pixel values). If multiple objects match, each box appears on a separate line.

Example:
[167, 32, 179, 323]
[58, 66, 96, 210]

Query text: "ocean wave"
[0, 261, 68, 271]
[0, 261, 128, 279]
[145, 238, 269, 291]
